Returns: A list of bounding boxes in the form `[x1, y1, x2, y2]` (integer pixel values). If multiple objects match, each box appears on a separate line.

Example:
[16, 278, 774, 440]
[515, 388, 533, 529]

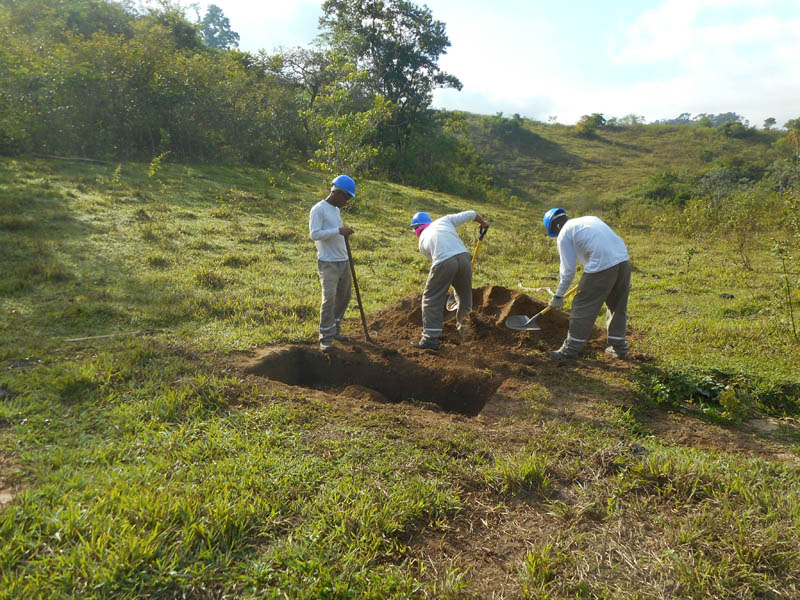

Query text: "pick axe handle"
[344, 236, 372, 343]
[471, 226, 488, 268]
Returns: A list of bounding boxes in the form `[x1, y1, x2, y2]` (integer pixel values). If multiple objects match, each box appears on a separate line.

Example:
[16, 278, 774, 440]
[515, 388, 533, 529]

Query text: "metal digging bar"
[344, 236, 373, 343]
[504, 284, 579, 331]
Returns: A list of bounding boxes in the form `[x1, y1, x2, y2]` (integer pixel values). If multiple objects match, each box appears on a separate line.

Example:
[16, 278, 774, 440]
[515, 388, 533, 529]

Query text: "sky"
[191, 0, 800, 128]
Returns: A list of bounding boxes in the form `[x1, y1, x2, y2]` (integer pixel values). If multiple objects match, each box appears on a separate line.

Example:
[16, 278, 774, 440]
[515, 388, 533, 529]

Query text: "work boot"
[546, 341, 579, 360]
[413, 338, 440, 351]
[604, 345, 627, 359]
[545, 349, 578, 360]
[333, 333, 350, 343]
[319, 338, 334, 352]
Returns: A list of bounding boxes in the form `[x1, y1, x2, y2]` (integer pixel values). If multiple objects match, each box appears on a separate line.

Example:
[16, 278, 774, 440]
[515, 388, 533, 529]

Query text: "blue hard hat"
[543, 208, 567, 237]
[410, 211, 432, 229]
[331, 174, 355, 198]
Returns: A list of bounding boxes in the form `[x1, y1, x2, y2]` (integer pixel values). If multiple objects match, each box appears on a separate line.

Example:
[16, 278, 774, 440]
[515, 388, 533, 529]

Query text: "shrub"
[635, 365, 800, 418]
[639, 171, 691, 207]
[575, 113, 605, 137]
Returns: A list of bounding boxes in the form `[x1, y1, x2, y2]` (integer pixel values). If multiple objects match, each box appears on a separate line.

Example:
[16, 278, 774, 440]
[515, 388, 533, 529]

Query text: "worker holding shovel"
[543, 208, 631, 360]
[411, 210, 490, 350]
[309, 175, 356, 352]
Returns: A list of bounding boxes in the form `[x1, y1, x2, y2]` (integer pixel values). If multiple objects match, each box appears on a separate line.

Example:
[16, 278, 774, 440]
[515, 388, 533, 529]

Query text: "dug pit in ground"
[242, 344, 502, 415]
[235, 286, 611, 415]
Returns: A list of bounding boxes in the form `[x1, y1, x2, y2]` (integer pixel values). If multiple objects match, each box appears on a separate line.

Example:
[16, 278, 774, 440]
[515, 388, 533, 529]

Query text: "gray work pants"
[421, 252, 472, 342]
[317, 259, 352, 342]
[559, 260, 631, 355]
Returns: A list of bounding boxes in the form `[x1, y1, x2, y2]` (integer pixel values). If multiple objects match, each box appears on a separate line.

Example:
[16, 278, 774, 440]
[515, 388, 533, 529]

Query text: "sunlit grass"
[1, 154, 798, 598]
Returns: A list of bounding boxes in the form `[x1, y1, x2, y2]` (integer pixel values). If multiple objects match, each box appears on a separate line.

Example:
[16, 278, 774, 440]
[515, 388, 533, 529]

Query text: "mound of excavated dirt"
[367, 284, 604, 353]
[235, 286, 614, 415]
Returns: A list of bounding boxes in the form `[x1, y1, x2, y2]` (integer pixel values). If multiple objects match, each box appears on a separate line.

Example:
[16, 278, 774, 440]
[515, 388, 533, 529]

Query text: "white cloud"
[611, 0, 784, 64]
[200, 0, 800, 127]
[596, 1, 800, 124]
[612, 0, 701, 64]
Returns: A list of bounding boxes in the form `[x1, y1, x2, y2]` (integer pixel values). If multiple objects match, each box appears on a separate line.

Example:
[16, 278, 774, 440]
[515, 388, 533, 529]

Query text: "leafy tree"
[704, 112, 747, 127]
[0, 0, 302, 162]
[306, 63, 393, 175]
[318, 0, 461, 155]
[200, 4, 239, 49]
[764, 117, 776, 130]
[277, 47, 339, 154]
[145, 1, 203, 50]
[619, 113, 645, 126]
[657, 112, 746, 127]
[716, 121, 752, 139]
[785, 118, 800, 156]
[575, 113, 605, 137]
[397, 110, 493, 197]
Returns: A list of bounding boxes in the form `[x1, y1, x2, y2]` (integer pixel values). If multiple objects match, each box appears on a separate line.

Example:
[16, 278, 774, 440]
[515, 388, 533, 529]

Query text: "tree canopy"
[318, 0, 461, 152]
[200, 4, 239, 50]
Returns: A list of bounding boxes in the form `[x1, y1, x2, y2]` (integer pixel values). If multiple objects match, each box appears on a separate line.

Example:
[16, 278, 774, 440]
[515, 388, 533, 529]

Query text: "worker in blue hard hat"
[309, 175, 356, 352]
[410, 209, 490, 350]
[543, 208, 631, 360]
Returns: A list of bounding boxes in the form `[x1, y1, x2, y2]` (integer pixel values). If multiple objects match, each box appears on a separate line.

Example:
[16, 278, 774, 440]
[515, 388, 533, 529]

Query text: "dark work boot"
[546, 341, 579, 360]
[414, 338, 440, 350]
[545, 349, 578, 360]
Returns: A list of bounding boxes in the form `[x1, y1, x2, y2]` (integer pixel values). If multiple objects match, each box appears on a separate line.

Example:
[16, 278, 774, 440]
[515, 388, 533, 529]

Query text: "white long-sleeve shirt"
[309, 199, 348, 262]
[555, 216, 629, 296]
[418, 210, 476, 266]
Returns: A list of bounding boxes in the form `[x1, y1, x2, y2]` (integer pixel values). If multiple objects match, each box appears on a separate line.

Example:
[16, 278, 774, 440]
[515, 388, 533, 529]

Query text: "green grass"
[1, 151, 799, 597]
[465, 115, 782, 206]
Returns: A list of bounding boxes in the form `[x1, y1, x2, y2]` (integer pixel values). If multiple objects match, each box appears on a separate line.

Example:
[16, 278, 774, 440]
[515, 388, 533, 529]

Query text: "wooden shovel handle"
[538, 284, 579, 317]
[344, 236, 372, 343]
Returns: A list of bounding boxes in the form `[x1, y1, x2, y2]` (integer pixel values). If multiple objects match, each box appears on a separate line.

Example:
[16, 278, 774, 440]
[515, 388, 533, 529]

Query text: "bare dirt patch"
[232, 284, 798, 461]
[234, 285, 618, 415]
[228, 285, 800, 598]
[0, 451, 21, 509]
[233, 286, 794, 452]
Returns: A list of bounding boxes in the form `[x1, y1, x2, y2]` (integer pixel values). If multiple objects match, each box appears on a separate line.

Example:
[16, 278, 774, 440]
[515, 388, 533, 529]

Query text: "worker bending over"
[543, 208, 631, 360]
[411, 210, 490, 350]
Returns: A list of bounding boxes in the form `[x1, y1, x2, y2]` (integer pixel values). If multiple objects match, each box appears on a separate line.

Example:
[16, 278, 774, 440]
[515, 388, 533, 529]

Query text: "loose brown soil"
[230, 285, 800, 599]
[0, 451, 20, 509]
[236, 285, 619, 415]
[233, 285, 796, 458]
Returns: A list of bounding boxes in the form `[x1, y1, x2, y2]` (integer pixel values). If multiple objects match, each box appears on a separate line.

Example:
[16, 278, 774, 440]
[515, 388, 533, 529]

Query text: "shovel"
[505, 285, 579, 331]
[344, 236, 373, 343]
[446, 225, 489, 312]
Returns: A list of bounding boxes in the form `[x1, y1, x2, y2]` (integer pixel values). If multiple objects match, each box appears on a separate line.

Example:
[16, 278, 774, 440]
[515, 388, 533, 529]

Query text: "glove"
[549, 295, 564, 308]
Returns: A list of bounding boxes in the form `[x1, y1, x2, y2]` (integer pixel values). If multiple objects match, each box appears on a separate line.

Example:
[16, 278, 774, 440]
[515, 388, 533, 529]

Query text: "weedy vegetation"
[1, 0, 799, 593]
[2, 128, 799, 597]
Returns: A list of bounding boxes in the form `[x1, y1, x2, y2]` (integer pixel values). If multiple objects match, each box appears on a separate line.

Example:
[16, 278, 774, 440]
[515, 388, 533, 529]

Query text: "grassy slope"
[1, 141, 799, 598]
[463, 115, 780, 205]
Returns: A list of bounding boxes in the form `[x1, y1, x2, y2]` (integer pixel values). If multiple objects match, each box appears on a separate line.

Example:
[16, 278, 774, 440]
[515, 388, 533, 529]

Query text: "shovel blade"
[504, 314, 542, 331]
[446, 292, 457, 312]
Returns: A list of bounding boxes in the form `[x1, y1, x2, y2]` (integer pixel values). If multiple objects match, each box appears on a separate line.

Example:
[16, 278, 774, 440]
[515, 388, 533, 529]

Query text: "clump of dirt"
[0, 451, 20, 509]
[235, 285, 611, 415]
[368, 285, 603, 356]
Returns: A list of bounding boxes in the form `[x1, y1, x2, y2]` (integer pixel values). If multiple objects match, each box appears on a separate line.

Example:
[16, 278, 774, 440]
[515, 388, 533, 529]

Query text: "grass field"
[1, 147, 799, 598]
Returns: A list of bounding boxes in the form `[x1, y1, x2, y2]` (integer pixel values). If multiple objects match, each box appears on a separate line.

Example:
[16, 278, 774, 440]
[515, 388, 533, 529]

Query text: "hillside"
[462, 114, 782, 206]
[1, 150, 799, 598]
